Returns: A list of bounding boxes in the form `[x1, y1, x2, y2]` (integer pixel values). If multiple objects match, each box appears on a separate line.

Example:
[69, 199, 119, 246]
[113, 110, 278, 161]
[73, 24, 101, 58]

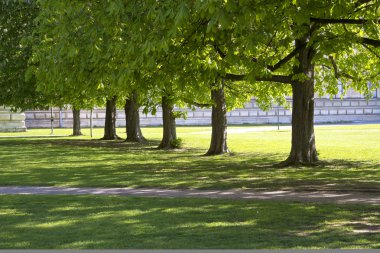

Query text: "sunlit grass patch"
[0, 195, 379, 249]
[0, 124, 379, 191]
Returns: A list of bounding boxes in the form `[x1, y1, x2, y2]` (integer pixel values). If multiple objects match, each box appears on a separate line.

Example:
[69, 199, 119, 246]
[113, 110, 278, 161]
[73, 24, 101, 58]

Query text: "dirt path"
[0, 186, 379, 204]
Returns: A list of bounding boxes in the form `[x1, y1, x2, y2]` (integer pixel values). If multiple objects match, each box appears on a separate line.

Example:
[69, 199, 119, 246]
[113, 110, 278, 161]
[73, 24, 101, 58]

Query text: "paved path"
[0, 186, 379, 204]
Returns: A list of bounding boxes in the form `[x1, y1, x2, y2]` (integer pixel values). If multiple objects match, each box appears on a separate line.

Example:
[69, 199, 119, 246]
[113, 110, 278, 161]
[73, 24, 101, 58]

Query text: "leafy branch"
[310, 17, 380, 25]
[328, 56, 355, 80]
[224, 73, 293, 84]
[361, 43, 380, 59]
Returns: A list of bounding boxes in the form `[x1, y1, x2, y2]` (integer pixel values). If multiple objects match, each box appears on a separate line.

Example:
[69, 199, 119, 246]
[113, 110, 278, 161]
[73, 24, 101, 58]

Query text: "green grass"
[0, 195, 379, 249]
[1, 125, 379, 249]
[0, 124, 379, 191]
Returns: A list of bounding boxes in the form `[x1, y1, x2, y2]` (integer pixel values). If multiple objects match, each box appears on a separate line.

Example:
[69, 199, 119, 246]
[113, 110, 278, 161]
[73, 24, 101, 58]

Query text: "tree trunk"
[205, 83, 230, 155]
[158, 95, 177, 149]
[125, 91, 145, 142]
[280, 38, 318, 166]
[72, 108, 82, 136]
[101, 96, 120, 140]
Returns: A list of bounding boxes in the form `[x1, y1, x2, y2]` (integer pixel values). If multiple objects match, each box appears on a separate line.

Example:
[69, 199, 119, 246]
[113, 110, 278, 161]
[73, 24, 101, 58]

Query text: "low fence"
[0, 107, 26, 132]
[25, 98, 380, 128]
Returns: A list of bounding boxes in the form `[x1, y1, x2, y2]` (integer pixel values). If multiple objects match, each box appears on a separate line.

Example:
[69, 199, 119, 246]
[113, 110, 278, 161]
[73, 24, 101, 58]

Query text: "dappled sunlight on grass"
[0, 195, 379, 249]
[0, 125, 379, 191]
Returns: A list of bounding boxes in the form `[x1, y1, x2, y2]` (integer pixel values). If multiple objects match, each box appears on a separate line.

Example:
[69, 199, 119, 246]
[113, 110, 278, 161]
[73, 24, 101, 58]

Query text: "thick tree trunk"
[280, 38, 318, 166]
[158, 95, 177, 149]
[72, 108, 82, 136]
[125, 91, 145, 142]
[206, 83, 230, 155]
[101, 96, 120, 140]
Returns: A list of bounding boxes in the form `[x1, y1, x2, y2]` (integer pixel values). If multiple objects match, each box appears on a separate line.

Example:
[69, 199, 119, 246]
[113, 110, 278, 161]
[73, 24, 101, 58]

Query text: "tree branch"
[325, 32, 380, 48]
[212, 41, 305, 73]
[224, 73, 293, 84]
[329, 56, 340, 78]
[224, 82, 244, 98]
[267, 25, 320, 72]
[183, 99, 211, 108]
[361, 43, 380, 59]
[213, 45, 226, 59]
[354, 2, 376, 13]
[174, 18, 210, 57]
[267, 43, 306, 71]
[328, 56, 355, 80]
[354, 0, 373, 8]
[310, 17, 379, 25]
[224, 73, 245, 81]
[256, 75, 294, 84]
[360, 37, 380, 47]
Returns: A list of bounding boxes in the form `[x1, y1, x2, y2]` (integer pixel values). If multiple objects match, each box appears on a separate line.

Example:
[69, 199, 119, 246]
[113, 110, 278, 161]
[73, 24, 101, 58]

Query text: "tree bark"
[72, 108, 82, 136]
[280, 37, 318, 166]
[158, 95, 177, 149]
[101, 96, 120, 140]
[125, 91, 146, 142]
[206, 83, 230, 155]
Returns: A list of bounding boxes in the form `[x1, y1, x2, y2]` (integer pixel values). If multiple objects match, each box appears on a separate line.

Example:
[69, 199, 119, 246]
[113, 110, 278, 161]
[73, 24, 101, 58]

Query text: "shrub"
[170, 138, 183, 149]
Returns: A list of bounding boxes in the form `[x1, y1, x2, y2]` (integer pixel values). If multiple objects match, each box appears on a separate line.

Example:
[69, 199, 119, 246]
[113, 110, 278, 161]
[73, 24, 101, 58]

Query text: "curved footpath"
[0, 186, 379, 204]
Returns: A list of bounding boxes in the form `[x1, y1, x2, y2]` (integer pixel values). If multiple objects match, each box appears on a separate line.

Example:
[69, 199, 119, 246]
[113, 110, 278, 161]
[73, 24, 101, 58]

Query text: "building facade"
[24, 89, 380, 129]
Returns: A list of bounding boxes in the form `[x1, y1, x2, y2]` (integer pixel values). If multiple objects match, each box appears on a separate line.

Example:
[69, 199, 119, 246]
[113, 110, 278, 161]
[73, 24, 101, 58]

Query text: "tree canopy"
[1, 0, 379, 163]
[0, 0, 49, 110]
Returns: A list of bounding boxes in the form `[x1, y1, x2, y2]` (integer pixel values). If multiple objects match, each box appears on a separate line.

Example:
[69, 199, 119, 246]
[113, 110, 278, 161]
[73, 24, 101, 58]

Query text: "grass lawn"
[0, 124, 379, 191]
[0, 124, 379, 249]
[1, 195, 379, 249]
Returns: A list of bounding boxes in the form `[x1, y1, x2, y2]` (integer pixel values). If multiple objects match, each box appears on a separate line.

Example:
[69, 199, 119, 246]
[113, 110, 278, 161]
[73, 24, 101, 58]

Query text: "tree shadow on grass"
[0, 138, 379, 192]
[0, 195, 379, 249]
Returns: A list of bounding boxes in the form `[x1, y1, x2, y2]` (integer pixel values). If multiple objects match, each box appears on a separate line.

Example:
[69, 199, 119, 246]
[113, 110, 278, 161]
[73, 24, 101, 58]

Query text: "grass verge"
[0, 195, 379, 249]
[0, 125, 379, 191]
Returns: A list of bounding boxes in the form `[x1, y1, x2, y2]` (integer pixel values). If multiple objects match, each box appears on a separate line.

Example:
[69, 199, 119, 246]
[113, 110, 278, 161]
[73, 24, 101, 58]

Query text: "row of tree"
[0, 0, 379, 165]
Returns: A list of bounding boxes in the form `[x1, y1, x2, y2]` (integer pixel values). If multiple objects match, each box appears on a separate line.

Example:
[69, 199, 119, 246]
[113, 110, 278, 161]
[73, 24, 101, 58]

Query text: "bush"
[170, 138, 183, 149]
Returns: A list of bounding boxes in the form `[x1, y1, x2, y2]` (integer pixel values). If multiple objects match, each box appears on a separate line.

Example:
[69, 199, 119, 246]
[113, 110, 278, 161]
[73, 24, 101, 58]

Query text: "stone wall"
[25, 97, 380, 128]
[0, 106, 26, 132]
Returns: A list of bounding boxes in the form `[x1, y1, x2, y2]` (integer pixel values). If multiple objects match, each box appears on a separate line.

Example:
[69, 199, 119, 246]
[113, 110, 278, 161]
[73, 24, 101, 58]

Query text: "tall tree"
[0, 0, 50, 111]
[125, 91, 145, 142]
[32, 0, 379, 163]
[33, 1, 122, 139]
[72, 108, 82, 136]
[206, 82, 229, 155]
[99, 96, 119, 140]
[125, 0, 379, 161]
[158, 94, 177, 149]
[119, 0, 256, 154]
[223, 0, 379, 165]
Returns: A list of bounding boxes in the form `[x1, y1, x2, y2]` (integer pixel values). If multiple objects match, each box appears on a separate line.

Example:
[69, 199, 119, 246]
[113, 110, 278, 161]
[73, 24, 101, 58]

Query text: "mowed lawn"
[0, 124, 379, 191]
[1, 195, 379, 249]
[0, 124, 379, 249]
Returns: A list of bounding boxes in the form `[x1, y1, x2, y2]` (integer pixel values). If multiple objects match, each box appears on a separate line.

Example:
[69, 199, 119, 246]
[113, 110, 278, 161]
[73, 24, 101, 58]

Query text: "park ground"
[0, 124, 379, 248]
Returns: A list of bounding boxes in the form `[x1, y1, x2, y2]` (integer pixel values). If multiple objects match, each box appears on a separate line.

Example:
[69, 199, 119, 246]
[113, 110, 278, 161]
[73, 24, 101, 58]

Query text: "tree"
[100, 96, 119, 140]
[0, 0, 50, 111]
[32, 0, 379, 164]
[125, 91, 145, 142]
[126, 0, 379, 162]
[118, 0, 257, 154]
[223, 0, 379, 165]
[33, 0, 123, 140]
[72, 108, 82, 136]
[158, 94, 177, 149]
